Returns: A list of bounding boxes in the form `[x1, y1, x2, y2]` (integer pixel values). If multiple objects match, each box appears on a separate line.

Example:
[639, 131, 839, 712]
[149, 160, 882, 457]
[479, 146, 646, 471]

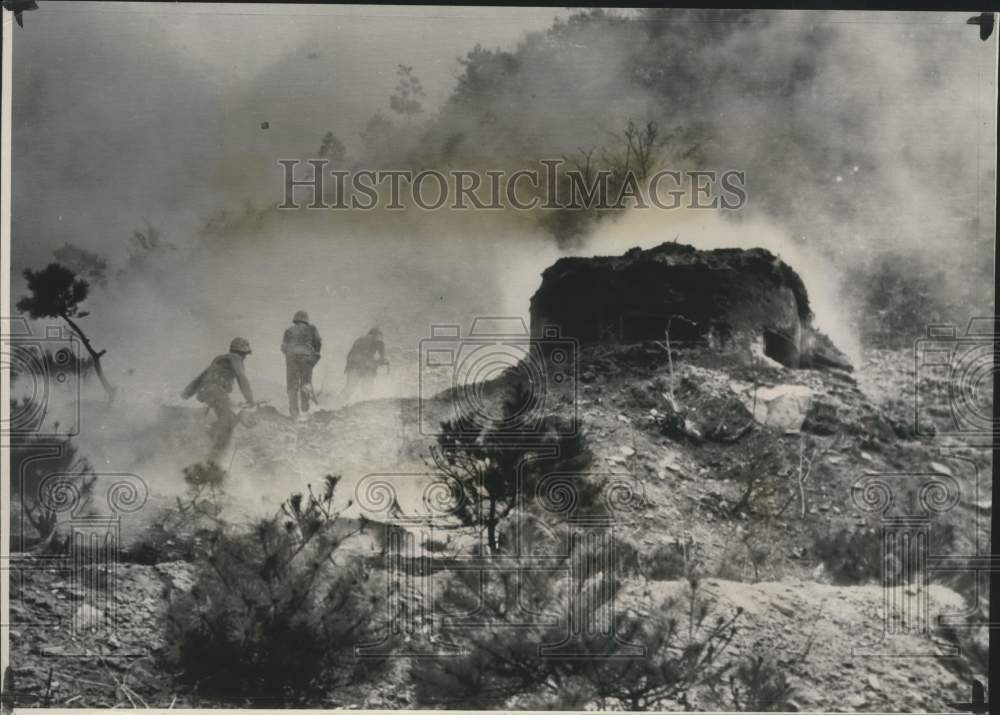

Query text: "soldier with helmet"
[182, 337, 256, 463]
[282, 310, 322, 420]
[343, 327, 388, 402]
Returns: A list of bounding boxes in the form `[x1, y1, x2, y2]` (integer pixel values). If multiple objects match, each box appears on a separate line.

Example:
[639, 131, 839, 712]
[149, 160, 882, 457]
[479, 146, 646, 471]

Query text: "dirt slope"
[8, 559, 979, 710]
[7, 342, 990, 709]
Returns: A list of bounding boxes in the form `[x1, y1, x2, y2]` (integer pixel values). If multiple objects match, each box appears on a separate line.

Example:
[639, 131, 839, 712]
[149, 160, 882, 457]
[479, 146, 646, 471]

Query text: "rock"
[802, 398, 841, 435]
[928, 461, 952, 476]
[682, 418, 703, 440]
[56, 586, 86, 602]
[74, 604, 105, 628]
[155, 561, 197, 593]
[867, 674, 881, 690]
[847, 694, 866, 708]
[658, 451, 683, 474]
[774, 603, 795, 618]
[744, 384, 814, 431]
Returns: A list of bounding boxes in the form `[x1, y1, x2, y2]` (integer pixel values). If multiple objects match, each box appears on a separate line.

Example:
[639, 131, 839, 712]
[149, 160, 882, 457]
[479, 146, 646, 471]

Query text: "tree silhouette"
[389, 64, 425, 120]
[16, 263, 117, 402]
[318, 131, 347, 162]
[429, 382, 593, 555]
[52, 243, 109, 288]
[359, 113, 395, 162]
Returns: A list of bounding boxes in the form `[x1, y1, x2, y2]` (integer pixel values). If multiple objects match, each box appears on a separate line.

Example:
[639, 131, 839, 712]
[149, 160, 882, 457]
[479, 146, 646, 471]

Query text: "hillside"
[8, 338, 990, 709]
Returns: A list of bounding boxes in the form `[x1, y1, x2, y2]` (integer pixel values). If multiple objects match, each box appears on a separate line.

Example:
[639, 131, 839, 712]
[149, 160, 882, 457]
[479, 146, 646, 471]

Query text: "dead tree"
[654, 314, 698, 402]
[777, 433, 844, 518]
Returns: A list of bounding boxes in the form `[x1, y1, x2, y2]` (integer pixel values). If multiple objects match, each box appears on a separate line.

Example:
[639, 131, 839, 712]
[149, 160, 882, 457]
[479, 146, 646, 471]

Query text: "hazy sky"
[11, 2, 570, 265]
[8, 3, 579, 400]
[11, 4, 995, 271]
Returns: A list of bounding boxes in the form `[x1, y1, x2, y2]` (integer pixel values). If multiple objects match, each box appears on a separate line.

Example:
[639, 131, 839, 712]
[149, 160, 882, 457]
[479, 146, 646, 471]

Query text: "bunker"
[530, 241, 851, 370]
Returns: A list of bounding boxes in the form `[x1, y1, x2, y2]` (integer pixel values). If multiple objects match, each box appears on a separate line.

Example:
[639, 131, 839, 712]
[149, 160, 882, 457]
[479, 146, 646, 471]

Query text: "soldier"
[182, 337, 255, 463]
[343, 327, 388, 402]
[281, 310, 322, 420]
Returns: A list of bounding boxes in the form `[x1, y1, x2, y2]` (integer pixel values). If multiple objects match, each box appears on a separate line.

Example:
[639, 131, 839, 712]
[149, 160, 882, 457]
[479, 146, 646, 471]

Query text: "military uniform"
[282, 311, 322, 418]
[343, 329, 386, 402]
[183, 340, 254, 463]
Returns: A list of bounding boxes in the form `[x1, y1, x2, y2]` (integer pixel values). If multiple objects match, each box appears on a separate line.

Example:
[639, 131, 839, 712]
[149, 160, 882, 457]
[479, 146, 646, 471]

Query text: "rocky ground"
[6, 343, 991, 709]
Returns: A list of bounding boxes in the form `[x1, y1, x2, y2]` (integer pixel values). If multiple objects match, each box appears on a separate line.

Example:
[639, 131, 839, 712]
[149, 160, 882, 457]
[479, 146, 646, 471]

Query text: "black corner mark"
[966, 13, 995, 41]
[2, 0, 38, 28]
[948, 679, 989, 713]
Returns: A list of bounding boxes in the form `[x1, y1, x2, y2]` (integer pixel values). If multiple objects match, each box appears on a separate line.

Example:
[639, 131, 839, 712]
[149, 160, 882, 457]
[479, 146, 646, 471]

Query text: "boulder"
[742, 384, 815, 432]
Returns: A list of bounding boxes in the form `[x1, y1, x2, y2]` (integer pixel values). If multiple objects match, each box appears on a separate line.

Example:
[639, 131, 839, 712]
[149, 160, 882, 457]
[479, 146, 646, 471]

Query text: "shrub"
[124, 462, 229, 564]
[813, 523, 957, 586]
[414, 519, 741, 709]
[710, 645, 795, 711]
[811, 527, 883, 584]
[163, 475, 386, 705]
[430, 381, 595, 555]
[642, 536, 700, 581]
[723, 429, 792, 518]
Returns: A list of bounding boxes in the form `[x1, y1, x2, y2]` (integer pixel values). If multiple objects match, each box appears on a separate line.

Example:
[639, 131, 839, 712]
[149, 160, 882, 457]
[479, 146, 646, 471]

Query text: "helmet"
[229, 337, 252, 354]
[293, 310, 309, 323]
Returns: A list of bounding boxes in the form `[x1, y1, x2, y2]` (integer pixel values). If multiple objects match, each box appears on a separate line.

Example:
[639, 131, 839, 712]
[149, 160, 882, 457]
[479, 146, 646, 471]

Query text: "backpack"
[181, 369, 207, 399]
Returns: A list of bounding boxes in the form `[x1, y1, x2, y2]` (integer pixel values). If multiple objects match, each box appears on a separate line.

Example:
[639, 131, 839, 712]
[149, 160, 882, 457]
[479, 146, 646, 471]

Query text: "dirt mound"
[621, 578, 975, 712]
[530, 241, 851, 370]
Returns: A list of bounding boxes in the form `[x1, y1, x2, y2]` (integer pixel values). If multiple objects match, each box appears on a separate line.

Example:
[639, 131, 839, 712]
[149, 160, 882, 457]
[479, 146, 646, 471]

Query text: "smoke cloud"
[10, 5, 996, 488]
